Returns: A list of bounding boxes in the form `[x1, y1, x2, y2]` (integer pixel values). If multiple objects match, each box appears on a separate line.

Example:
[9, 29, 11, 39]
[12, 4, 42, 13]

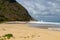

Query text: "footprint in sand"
[19, 34, 40, 39]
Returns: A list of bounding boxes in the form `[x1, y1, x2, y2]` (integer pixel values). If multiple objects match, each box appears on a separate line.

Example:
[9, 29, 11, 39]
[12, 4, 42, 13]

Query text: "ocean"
[16, 0, 60, 31]
[27, 21, 60, 31]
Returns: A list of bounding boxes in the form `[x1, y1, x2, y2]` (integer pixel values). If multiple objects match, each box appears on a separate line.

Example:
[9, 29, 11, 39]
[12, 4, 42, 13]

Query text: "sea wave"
[28, 21, 60, 28]
[28, 21, 60, 25]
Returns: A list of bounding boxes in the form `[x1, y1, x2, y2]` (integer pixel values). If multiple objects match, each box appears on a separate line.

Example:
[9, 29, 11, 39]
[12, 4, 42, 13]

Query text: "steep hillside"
[0, 0, 33, 22]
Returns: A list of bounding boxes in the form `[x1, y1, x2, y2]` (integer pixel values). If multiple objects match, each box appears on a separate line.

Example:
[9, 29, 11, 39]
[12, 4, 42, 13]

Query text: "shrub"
[0, 34, 13, 40]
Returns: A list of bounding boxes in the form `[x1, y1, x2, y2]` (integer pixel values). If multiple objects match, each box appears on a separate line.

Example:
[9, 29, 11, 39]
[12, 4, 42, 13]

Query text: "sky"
[16, 0, 60, 22]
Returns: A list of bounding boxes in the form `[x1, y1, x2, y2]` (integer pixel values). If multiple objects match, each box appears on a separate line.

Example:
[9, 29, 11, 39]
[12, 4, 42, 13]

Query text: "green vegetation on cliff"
[0, 0, 33, 23]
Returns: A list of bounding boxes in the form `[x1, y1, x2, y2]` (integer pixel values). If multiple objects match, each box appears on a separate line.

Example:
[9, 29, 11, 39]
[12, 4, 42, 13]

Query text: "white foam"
[28, 21, 60, 25]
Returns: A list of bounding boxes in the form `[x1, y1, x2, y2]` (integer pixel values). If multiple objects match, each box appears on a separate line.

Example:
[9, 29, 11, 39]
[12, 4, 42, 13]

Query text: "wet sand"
[0, 23, 60, 40]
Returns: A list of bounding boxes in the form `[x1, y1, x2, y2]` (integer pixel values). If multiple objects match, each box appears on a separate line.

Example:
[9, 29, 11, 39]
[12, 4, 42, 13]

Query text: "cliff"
[0, 0, 34, 22]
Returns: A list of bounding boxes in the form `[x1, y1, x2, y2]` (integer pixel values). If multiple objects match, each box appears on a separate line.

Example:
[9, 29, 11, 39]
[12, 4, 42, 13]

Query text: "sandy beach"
[0, 23, 60, 40]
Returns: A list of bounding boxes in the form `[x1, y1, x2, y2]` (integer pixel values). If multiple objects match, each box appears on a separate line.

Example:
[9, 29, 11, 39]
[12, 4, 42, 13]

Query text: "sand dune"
[0, 23, 60, 40]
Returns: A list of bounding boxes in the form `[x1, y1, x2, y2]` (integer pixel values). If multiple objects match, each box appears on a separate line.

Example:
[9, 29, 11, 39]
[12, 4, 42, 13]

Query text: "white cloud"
[16, 0, 60, 21]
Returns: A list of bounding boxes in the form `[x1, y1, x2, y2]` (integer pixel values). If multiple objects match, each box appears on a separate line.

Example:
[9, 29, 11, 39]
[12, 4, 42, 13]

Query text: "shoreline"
[0, 23, 60, 40]
[1, 21, 60, 31]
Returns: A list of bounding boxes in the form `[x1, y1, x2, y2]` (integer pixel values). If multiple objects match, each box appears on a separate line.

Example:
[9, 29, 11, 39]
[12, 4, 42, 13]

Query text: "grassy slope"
[0, 0, 33, 23]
